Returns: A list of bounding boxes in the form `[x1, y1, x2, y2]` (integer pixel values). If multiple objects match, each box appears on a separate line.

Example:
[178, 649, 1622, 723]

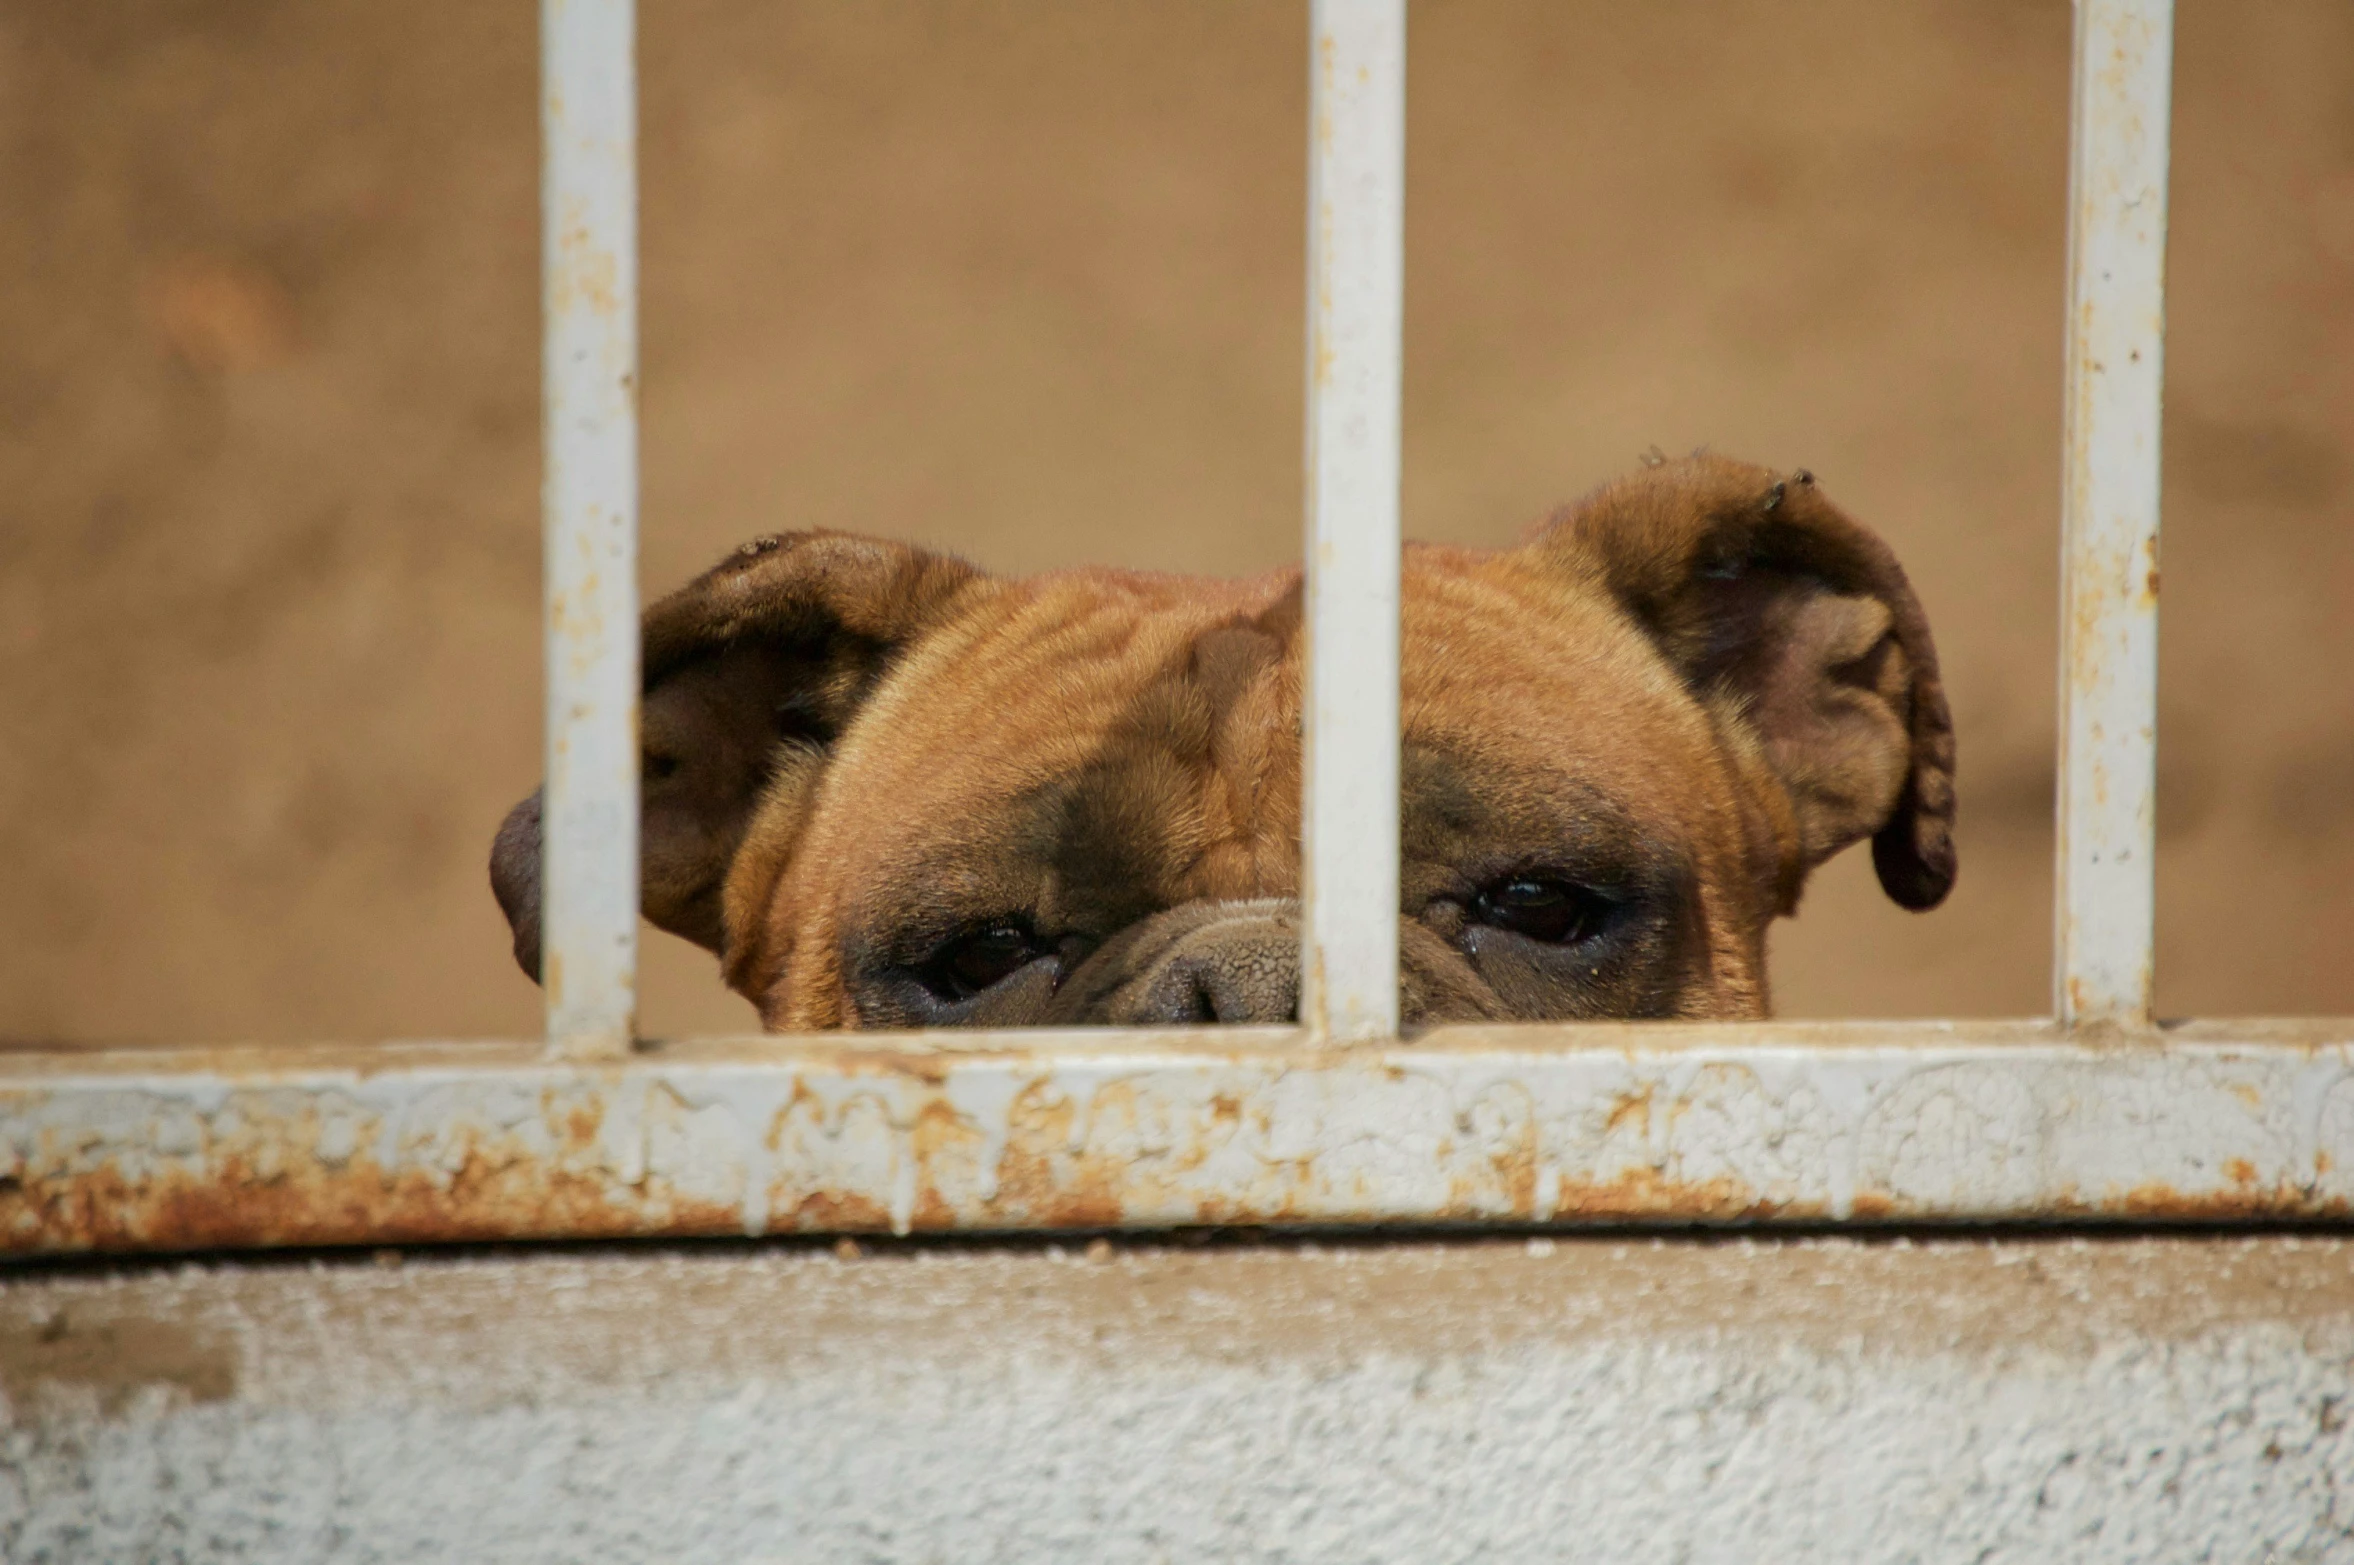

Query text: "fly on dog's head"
[489, 454, 1954, 1029]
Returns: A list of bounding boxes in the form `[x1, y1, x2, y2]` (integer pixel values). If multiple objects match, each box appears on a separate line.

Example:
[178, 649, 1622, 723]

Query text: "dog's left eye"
[1470, 876, 1618, 945]
[923, 923, 1047, 1001]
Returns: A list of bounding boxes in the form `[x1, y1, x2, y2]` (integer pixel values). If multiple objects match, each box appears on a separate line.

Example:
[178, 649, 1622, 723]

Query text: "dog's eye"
[924, 923, 1046, 1001]
[1470, 876, 1617, 945]
[644, 752, 681, 783]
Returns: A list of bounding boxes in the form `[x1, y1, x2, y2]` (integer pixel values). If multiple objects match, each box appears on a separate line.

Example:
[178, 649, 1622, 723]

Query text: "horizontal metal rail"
[4, 1020, 2348, 1256]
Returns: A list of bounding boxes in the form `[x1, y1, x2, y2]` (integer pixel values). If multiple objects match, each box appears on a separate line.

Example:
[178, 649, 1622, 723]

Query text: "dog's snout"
[1044, 898, 1516, 1027]
[1048, 900, 1300, 1026]
[1124, 941, 1298, 1025]
[489, 789, 544, 982]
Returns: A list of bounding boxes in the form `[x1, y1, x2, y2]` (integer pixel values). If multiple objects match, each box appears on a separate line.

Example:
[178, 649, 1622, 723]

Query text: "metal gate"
[5, 0, 2346, 1257]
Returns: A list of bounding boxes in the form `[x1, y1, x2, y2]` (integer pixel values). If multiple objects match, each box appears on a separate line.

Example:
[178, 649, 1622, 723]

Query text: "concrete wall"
[3, 1234, 2350, 1562]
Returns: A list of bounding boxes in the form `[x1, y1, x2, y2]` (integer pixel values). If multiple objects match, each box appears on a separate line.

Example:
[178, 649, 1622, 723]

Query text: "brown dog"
[491, 454, 1954, 1030]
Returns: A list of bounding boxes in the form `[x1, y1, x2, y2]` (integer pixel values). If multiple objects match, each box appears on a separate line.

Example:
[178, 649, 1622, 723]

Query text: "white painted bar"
[5, 1020, 2349, 1254]
[2056, 0, 2172, 1029]
[1300, 0, 1406, 1042]
[541, 0, 639, 1057]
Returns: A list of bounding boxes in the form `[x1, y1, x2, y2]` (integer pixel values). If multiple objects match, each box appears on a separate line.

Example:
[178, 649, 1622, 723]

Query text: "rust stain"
[1604, 1086, 1654, 1140]
[909, 1096, 989, 1230]
[10, 1131, 2351, 1253]
[0, 1150, 744, 1256]
[1547, 1167, 1793, 1223]
[989, 1078, 1124, 1227]
[1487, 1139, 1538, 1217]
[8, 1024, 2350, 1254]
[1168, 1087, 1245, 1177]
[782, 1190, 893, 1232]
[561, 1093, 605, 1151]
[763, 1078, 819, 1152]
[2103, 1179, 2351, 1223]
[838, 1049, 953, 1086]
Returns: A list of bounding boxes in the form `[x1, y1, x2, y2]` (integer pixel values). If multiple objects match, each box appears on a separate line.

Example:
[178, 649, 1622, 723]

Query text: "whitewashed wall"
[3, 1235, 2350, 1562]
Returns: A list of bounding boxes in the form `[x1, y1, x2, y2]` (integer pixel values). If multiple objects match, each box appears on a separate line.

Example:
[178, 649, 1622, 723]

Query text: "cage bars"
[1300, 0, 1408, 1041]
[0, 0, 2281, 1261]
[534, 0, 2175, 1048]
[540, 0, 640, 1058]
[2055, 0, 2172, 1030]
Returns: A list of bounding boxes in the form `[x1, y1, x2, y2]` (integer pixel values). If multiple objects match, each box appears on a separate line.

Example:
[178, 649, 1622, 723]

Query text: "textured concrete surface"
[1, 1234, 2349, 1562]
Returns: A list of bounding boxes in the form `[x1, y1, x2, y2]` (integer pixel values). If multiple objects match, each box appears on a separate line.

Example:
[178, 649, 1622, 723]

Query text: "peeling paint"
[1299, 0, 1404, 1044]
[2055, 0, 2170, 1029]
[540, 0, 639, 1058]
[1, 1020, 2347, 1257]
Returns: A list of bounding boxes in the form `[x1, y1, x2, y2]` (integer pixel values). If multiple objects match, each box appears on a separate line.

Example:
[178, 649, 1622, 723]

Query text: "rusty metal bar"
[2056, 0, 2172, 1030]
[542, 0, 640, 1057]
[4, 1020, 2349, 1256]
[1300, 0, 1406, 1043]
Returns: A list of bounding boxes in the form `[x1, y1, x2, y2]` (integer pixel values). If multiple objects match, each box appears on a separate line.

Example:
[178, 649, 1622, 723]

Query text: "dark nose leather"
[488, 789, 545, 982]
[1121, 940, 1298, 1024]
[1046, 897, 1513, 1027]
[1049, 900, 1300, 1025]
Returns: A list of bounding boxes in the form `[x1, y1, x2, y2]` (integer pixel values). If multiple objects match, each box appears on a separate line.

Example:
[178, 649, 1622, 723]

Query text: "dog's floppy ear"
[490, 532, 981, 981]
[1539, 454, 1956, 911]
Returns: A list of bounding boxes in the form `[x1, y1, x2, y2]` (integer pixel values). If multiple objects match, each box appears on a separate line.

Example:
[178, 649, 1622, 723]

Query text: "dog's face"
[492, 456, 1955, 1029]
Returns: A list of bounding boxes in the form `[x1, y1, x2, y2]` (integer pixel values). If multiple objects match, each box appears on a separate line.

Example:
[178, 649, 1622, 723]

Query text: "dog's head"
[491, 455, 1955, 1028]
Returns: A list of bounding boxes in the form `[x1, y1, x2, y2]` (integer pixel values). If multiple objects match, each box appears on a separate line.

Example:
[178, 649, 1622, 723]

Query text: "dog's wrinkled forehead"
[803, 553, 1732, 945]
[814, 577, 1310, 955]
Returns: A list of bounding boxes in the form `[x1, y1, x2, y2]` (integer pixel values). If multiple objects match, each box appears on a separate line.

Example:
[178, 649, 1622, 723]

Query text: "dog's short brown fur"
[492, 455, 1955, 1029]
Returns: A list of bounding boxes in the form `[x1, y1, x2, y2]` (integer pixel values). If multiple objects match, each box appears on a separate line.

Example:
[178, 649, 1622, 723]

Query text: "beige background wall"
[3, 2, 2349, 1042]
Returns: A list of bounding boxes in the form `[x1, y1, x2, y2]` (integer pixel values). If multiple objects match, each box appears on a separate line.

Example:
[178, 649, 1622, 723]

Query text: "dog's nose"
[1045, 897, 1514, 1027]
[1123, 942, 1298, 1025]
[1048, 900, 1299, 1025]
[488, 788, 545, 982]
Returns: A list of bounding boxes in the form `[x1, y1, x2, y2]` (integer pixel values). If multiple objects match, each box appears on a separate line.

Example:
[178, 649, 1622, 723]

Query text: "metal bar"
[1300, 0, 1406, 1043]
[542, 0, 640, 1057]
[2056, 0, 2172, 1030]
[5, 1019, 2350, 1255]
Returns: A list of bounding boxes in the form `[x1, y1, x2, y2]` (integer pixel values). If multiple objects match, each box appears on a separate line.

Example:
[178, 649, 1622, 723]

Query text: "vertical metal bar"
[2056, 0, 2171, 1030]
[541, 0, 639, 1057]
[1300, 0, 1405, 1042]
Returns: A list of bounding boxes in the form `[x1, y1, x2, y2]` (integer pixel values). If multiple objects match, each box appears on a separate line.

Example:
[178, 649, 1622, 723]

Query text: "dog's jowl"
[491, 455, 1956, 1029]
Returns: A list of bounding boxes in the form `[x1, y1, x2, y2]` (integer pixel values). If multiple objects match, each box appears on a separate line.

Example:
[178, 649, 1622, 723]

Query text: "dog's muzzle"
[1044, 900, 1301, 1025]
[1043, 898, 1509, 1027]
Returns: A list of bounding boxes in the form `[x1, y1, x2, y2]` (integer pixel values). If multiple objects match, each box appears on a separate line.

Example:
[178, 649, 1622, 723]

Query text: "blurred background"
[1, 0, 2347, 1043]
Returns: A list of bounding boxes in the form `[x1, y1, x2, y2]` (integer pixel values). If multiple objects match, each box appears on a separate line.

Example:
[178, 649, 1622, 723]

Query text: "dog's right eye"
[644, 752, 681, 783]
[1469, 875, 1620, 946]
[922, 923, 1047, 1001]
